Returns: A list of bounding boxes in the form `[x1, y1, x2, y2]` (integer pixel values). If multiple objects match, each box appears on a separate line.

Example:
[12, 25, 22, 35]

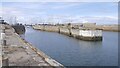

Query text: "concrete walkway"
[0, 24, 64, 67]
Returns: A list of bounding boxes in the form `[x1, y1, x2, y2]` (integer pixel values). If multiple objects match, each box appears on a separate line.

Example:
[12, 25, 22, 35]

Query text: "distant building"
[82, 23, 96, 28]
[0, 17, 8, 24]
[59, 22, 97, 29]
[0, 20, 5, 24]
[0, 17, 5, 24]
[66, 23, 96, 29]
[70, 23, 83, 29]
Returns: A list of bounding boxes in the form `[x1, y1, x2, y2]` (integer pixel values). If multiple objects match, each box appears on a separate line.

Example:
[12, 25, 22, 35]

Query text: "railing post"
[1, 29, 9, 66]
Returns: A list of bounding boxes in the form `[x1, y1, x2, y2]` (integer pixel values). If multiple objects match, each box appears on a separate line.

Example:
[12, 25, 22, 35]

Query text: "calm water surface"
[21, 27, 118, 66]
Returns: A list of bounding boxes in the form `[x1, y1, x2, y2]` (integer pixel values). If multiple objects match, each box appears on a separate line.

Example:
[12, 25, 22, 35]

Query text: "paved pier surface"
[0, 24, 64, 67]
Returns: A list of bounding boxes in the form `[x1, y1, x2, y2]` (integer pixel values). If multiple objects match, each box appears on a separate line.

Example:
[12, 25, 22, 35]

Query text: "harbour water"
[21, 27, 118, 66]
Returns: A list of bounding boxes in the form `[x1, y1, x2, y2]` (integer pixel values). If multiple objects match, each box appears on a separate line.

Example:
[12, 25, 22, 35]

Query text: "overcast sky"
[0, 1, 118, 25]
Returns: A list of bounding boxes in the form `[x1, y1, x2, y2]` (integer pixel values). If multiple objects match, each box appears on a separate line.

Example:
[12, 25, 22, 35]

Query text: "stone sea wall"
[32, 25, 102, 41]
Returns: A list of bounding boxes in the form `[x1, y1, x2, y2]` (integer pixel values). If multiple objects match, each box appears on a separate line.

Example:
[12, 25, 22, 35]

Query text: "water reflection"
[21, 27, 118, 66]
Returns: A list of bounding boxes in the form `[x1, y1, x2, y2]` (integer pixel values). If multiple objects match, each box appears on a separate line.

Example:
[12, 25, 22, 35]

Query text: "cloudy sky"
[1, 1, 118, 25]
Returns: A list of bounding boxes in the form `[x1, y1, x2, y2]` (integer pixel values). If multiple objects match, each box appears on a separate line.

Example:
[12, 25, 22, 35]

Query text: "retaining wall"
[33, 25, 102, 41]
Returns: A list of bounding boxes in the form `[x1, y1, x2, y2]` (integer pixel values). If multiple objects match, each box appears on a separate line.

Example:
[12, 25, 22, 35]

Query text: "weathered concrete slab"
[0, 24, 64, 67]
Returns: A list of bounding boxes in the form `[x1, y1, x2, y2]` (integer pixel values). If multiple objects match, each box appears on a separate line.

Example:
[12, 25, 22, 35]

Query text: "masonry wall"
[79, 30, 102, 37]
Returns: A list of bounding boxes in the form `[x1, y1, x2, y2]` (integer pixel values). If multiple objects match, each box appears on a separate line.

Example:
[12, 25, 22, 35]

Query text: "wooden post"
[67, 23, 72, 36]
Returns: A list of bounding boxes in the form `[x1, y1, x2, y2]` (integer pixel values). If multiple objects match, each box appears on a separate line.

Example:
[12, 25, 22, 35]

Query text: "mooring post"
[2, 54, 9, 66]
[2, 40, 6, 46]
[58, 26, 61, 33]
